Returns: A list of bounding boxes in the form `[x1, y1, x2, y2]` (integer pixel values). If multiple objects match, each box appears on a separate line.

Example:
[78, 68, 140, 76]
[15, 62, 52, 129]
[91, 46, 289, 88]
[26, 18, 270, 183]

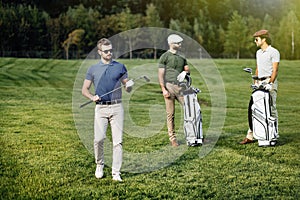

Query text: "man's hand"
[177, 71, 187, 82]
[91, 95, 100, 102]
[162, 88, 170, 98]
[125, 80, 134, 93]
[126, 80, 134, 88]
[264, 83, 273, 91]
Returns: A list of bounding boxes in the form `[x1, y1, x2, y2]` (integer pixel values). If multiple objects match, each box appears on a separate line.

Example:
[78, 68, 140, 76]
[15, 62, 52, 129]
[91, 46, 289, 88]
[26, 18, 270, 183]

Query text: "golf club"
[79, 75, 150, 108]
[243, 67, 259, 80]
[243, 68, 266, 90]
[243, 67, 253, 74]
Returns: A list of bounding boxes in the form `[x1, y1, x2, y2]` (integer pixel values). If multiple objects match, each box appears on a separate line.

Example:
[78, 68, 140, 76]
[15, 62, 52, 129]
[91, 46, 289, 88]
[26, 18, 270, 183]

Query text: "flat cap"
[167, 34, 183, 44]
[253, 29, 269, 37]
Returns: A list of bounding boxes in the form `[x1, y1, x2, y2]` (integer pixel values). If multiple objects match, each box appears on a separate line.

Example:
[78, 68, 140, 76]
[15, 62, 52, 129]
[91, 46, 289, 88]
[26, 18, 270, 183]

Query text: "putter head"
[243, 68, 252, 74]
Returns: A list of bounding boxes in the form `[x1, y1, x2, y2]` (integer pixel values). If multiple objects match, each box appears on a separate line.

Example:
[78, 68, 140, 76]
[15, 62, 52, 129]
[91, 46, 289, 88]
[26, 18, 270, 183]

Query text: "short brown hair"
[97, 38, 111, 50]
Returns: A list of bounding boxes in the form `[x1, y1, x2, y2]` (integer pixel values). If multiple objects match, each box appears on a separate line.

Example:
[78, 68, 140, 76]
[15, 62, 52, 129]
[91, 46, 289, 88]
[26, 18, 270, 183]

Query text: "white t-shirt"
[256, 45, 280, 78]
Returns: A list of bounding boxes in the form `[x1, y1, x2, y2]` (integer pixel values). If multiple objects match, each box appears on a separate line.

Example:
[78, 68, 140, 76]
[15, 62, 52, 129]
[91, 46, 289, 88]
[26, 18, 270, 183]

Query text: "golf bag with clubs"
[180, 75, 203, 146]
[244, 68, 278, 146]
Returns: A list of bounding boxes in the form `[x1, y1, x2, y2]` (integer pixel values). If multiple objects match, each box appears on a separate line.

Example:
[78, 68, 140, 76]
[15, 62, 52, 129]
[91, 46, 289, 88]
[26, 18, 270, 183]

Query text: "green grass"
[0, 58, 299, 199]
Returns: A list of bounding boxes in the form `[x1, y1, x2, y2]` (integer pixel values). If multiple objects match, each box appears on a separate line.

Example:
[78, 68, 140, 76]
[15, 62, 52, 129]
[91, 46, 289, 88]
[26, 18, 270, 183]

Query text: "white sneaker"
[112, 174, 123, 182]
[95, 164, 104, 179]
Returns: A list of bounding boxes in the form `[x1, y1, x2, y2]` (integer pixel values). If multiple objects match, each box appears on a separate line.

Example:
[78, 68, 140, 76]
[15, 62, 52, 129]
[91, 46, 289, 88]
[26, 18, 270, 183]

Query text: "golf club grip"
[80, 100, 93, 108]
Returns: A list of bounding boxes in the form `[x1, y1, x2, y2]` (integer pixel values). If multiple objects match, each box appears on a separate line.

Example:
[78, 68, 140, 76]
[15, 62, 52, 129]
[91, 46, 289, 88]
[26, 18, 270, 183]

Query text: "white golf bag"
[180, 76, 203, 146]
[249, 89, 278, 146]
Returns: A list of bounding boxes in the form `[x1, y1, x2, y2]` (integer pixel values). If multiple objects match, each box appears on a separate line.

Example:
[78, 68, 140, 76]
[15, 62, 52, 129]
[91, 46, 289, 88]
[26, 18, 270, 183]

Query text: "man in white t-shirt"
[240, 30, 280, 144]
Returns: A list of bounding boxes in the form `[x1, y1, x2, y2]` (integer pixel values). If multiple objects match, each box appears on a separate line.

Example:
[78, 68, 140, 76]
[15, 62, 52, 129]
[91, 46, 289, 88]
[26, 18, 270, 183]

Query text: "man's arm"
[269, 62, 279, 83]
[82, 79, 100, 101]
[158, 68, 169, 97]
[254, 66, 258, 84]
[184, 65, 190, 73]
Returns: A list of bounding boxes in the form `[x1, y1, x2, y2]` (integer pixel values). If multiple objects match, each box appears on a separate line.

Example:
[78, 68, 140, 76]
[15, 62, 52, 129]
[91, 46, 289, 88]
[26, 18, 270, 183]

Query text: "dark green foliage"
[0, 1, 300, 59]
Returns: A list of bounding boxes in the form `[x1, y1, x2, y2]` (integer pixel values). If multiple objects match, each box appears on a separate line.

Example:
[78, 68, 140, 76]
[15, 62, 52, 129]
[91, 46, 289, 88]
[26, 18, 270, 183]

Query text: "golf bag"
[180, 76, 203, 146]
[249, 89, 278, 146]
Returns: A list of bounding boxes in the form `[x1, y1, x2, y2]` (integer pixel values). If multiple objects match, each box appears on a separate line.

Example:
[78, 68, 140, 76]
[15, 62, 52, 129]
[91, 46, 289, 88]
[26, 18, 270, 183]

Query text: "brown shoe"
[240, 138, 254, 144]
[171, 139, 179, 147]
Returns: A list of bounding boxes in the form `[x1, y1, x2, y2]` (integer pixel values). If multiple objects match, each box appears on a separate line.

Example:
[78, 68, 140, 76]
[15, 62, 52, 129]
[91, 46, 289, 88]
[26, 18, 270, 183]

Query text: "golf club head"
[143, 75, 150, 82]
[250, 84, 258, 90]
[243, 68, 252, 74]
[192, 87, 201, 94]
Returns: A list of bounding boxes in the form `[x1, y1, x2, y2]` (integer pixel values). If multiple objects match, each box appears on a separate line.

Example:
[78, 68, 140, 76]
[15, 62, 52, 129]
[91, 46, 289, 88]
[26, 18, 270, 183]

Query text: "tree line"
[1, 0, 299, 59]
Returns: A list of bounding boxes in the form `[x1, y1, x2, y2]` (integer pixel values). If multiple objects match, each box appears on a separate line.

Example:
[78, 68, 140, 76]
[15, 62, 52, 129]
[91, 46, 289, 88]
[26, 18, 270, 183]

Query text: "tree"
[144, 3, 163, 59]
[216, 25, 226, 57]
[62, 29, 85, 60]
[193, 10, 207, 45]
[1, 0, 300, 59]
[0, 4, 50, 57]
[290, 0, 300, 20]
[276, 10, 300, 59]
[112, 8, 143, 59]
[224, 11, 248, 59]
[153, 0, 209, 27]
[245, 15, 263, 57]
[192, 9, 222, 57]
[58, 4, 101, 55]
[169, 18, 192, 36]
[46, 17, 62, 58]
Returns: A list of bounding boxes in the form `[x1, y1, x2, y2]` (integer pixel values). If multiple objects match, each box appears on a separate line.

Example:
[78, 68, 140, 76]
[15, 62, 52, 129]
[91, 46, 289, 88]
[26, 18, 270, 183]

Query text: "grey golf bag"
[180, 75, 203, 146]
[249, 87, 278, 147]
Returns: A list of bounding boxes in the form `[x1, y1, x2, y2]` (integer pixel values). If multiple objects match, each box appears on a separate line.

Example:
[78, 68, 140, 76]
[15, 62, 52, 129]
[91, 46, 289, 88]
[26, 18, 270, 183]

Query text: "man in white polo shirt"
[240, 30, 280, 144]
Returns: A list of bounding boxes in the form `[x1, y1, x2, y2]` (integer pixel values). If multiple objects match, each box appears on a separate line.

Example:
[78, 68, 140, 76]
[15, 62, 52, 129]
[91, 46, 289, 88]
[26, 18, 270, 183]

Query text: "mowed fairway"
[0, 58, 299, 199]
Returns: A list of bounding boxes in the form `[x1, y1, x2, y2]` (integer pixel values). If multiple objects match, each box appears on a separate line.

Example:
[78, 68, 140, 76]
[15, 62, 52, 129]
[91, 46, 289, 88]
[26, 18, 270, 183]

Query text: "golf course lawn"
[0, 58, 299, 199]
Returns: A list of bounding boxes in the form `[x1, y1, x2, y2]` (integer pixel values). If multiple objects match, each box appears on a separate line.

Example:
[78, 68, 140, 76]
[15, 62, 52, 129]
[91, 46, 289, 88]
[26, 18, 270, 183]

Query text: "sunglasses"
[101, 49, 113, 54]
[254, 37, 264, 42]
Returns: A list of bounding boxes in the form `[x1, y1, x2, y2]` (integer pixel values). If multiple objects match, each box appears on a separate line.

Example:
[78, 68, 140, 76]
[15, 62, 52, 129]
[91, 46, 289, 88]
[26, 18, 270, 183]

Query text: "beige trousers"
[94, 103, 123, 175]
[164, 83, 184, 141]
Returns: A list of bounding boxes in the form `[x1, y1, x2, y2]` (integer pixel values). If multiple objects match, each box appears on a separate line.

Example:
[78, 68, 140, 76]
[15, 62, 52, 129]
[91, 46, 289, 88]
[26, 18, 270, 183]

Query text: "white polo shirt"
[256, 45, 280, 78]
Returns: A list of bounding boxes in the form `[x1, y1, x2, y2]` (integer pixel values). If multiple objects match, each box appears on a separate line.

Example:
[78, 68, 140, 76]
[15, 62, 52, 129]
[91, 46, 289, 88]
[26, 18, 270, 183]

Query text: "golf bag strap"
[248, 96, 253, 132]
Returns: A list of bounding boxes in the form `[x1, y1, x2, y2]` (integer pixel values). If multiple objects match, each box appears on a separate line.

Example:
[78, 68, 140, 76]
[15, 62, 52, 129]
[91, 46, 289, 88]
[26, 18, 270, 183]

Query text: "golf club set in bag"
[179, 75, 203, 146]
[243, 68, 278, 147]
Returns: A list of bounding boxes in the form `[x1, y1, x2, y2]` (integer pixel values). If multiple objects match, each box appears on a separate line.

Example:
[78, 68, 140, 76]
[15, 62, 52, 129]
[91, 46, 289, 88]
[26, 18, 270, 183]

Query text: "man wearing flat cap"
[240, 29, 280, 144]
[158, 34, 190, 147]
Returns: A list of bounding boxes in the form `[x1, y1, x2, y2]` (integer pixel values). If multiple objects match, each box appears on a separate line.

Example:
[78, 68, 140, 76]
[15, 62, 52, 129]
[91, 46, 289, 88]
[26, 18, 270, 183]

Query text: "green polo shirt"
[158, 51, 187, 83]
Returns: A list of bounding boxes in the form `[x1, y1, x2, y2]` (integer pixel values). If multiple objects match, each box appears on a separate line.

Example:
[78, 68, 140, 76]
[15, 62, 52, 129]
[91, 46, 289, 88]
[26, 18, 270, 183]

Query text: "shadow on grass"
[122, 145, 203, 178]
